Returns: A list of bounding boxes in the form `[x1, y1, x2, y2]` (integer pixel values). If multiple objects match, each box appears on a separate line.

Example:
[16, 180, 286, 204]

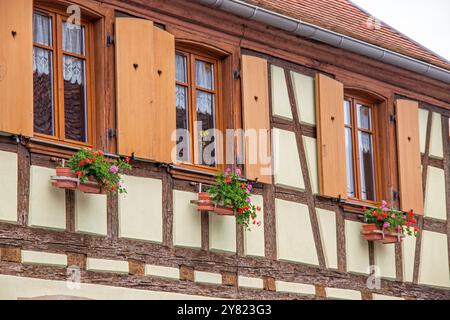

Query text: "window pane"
[33, 13, 52, 46]
[62, 22, 85, 56]
[176, 85, 190, 162]
[195, 60, 214, 90]
[176, 54, 187, 83]
[196, 90, 216, 167]
[357, 104, 371, 130]
[345, 127, 355, 197]
[63, 55, 87, 142]
[33, 47, 54, 136]
[344, 100, 351, 126]
[358, 131, 376, 200]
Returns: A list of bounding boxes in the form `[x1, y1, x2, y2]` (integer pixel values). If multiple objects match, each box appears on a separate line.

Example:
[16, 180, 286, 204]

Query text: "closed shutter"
[0, 0, 33, 136]
[115, 18, 176, 162]
[315, 74, 347, 199]
[241, 55, 272, 184]
[396, 99, 424, 214]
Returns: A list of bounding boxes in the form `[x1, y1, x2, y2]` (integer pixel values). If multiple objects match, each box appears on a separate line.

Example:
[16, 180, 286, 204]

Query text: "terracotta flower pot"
[213, 205, 235, 216]
[78, 176, 103, 194]
[52, 167, 78, 190]
[361, 223, 403, 244]
[191, 192, 235, 216]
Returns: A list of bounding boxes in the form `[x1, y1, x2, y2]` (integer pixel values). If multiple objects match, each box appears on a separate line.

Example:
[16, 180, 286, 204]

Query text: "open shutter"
[0, 0, 33, 136]
[115, 18, 175, 162]
[153, 27, 176, 164]
[396, 99, 424, 214]
[241, 55, 272, 184]
[315, 74, 347, 199]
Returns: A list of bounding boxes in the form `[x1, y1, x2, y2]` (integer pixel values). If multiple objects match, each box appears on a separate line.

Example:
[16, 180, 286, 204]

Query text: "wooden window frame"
[175, 45, 224, 175]
[33, 4, 94, 149]
[344, 93, 382, 204]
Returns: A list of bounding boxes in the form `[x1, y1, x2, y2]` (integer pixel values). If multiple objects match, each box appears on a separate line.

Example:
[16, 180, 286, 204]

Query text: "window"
[175, 49, 221, 170]
[33, 7, 92, 145]
[344, 95, 378, 201]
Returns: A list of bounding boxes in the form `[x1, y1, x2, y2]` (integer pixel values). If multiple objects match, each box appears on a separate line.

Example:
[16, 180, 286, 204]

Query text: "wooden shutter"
[241, 55, 272, 184]
[115, 18, 176, 162]
[396, 99, 424, 214]
[153, 27, 176, 164]
[315, 74, 347, 199]
[0, 0, 33, 136]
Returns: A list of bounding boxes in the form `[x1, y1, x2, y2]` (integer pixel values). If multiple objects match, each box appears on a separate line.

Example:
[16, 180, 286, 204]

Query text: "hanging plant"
[52, 148, 132, 194]
[192, 168, 262, 230]
[361, 201, 418, 244]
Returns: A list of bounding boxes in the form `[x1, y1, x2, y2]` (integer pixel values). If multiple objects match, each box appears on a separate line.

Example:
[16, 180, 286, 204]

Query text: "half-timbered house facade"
[0, 0, 449, 299]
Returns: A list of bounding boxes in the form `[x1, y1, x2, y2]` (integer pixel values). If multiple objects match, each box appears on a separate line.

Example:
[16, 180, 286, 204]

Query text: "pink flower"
[225, 168, 231, 174]
[109, 165, 119, 173]
[246, 197, 252, 203]
[247, 184, 253, 191]
[390, 214, 396, 218]
[382, 207, 389, 212]
[383, 222, 390, 229]
[397, 225, 402, 230]
[235, 168, 241, 176]
[381, 200, 387, 207]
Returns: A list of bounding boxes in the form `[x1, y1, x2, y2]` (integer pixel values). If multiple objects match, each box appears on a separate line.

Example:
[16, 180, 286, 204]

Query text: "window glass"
[62, 22, 85, 55]
[195, 60, 214, 90]
[33, 47, 54, 135]
[358, 131, 376, 200]
[33, 13, 52, 46]
[357, 104, 371, 130]
[176, 54, 187, 83]
[344, 100, 351, 126]
[345, 127, 355, 197]
[63, 56, 87, 142]
[196, 90, 216, 166]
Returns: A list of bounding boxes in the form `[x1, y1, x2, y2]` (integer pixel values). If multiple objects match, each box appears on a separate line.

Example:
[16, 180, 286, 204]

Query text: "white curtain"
[62, 22, 84, 85]
[196, 91, 213, 115]
[195, 61, 213, 89]
[33, 14, 51, 75]
[63, 56, 84, 85]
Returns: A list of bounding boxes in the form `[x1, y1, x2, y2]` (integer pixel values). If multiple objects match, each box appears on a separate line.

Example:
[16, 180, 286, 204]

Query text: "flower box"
[78, 176, 103, 194]
[191, 192, 235, 216]
[361, 223, 404, 244]
[52, 167, 78, 190]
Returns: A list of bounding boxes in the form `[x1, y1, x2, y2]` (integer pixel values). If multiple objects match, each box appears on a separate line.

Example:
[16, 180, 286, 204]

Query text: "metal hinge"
[108, 128, 116, 139]
[233, 70, 241, 80]
[390, 113, 396, 122]
[107, 34, 115, 47]
[392, 190, 399, 201]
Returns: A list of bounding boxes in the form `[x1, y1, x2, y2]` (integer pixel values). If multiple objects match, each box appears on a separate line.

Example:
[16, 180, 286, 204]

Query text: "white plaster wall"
[271, 65, 292, 120]
[194, 271, 222, 285]
[145, 265, 179, 280]
[429, 112, 443, 158]
[316, 208, 337, 270]
[303, 136, 319, 194]
[325, 287, 361, 300]
[118, 175, 163, 242]
[418, 108, 429, 154]
[86, 258, 129, 274]
[173, 190, 201, 249]
[244, 194, 265, 257]
[345, 220, 369, 275]
[418, 230, 450, 288]
[75, 192, 107, 236]
[402, 235, 416, 283]
[29, 166, 66, 231]
[21, 251, 67, 267]
[372, 294, 404, 300]
[373, 243, 396, 280]
[275, 281, 315, 296]
[0, 150, 17, 223]
[209, 213, 236, 253]
[291, 71, 316, 125]
[424, 166, 447, 221]
[0, 274, 215, 300]
[272, 128, 305, 190]
[238, 276, 263, 289]
[275, 199, 319, 265]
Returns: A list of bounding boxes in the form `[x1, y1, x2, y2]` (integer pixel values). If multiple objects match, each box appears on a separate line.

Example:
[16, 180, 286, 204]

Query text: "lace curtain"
[33, 14, 51, 76]
[62, 22, 84, 85]
[33, 16, 84, 85]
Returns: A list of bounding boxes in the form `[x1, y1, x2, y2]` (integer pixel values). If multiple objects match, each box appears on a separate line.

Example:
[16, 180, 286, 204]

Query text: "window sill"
[340, 199, 378, 215]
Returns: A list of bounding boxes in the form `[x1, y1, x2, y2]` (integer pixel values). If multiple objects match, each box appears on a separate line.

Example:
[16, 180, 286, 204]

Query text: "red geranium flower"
[225, 176, 232, 183]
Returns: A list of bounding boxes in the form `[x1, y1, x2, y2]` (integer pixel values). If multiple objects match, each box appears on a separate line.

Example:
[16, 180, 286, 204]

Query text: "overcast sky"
[352, 0, 450, 62]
